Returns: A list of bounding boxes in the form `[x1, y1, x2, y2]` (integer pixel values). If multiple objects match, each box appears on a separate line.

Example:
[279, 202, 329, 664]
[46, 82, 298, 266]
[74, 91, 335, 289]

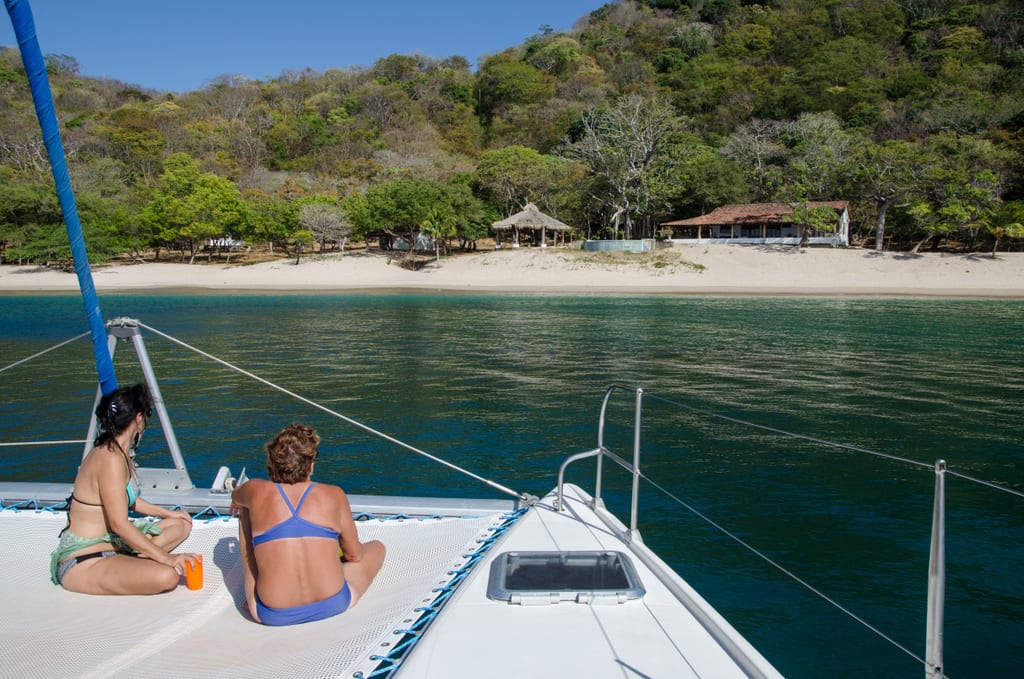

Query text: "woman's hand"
[166, 552, 200, 576]
[165, 508, 193, 524]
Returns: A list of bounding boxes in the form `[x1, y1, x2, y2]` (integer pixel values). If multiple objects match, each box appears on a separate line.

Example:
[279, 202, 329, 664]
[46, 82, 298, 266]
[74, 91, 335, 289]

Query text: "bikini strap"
[273, 483, 297, 513]
[293, 482, 317, 512]
[273, 481, 317, 514]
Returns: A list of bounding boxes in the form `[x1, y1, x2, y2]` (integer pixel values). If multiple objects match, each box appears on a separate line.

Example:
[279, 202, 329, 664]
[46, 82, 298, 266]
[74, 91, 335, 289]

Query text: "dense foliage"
[2, 0, 1022, 263]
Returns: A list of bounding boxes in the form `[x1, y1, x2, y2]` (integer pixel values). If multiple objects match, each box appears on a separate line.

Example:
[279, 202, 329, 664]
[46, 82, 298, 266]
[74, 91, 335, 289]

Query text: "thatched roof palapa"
[492, 203, 571, 232]
[492, 202, 572, 247]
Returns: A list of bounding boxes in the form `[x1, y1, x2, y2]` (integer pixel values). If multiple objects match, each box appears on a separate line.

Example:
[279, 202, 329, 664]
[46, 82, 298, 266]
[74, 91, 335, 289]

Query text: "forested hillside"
[2, 0, 1022, 263]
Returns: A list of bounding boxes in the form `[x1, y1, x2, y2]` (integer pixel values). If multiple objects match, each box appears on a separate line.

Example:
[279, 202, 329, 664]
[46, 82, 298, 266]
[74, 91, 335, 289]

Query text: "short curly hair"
[265, 423, 319, 484]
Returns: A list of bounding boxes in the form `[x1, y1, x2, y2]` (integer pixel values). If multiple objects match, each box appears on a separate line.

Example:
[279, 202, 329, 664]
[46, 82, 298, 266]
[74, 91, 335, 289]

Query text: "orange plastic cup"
[184, 554, 203, 590]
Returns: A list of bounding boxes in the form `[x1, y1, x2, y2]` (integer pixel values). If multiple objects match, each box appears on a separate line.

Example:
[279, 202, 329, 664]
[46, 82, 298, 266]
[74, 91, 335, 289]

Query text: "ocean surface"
[1, 293, 1022, 678]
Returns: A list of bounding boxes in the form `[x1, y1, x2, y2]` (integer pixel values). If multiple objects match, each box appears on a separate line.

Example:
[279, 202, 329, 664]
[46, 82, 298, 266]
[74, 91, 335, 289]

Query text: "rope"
[647, 393, 933, 469]
[947, 468, 1024, 499]
[648, 392, 1024, 499]
[361, 507, 529, 678]
[0, 331, 89, 374]
[0, 439, 87, 447]
[137, 322, 533, 504]
[624, 392, 1021, 675]
[0, 498, 67, 513]
[639, 472, 926, 667]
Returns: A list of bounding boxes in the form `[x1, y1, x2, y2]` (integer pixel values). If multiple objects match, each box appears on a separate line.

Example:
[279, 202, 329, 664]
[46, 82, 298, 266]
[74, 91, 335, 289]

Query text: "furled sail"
[4, 0, 117, 394]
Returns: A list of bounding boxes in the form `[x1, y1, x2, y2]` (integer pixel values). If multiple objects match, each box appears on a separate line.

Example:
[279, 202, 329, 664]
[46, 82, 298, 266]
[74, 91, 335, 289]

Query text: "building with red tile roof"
[661, 201, 849, 246]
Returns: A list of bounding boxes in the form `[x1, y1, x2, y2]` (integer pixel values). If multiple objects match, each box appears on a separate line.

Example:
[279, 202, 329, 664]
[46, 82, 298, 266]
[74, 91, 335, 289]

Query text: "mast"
[4, 0, 118, 395]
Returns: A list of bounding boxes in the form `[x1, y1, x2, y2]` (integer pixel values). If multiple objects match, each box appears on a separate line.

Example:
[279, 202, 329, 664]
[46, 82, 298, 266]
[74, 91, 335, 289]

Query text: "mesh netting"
[0, 508, 508, 678]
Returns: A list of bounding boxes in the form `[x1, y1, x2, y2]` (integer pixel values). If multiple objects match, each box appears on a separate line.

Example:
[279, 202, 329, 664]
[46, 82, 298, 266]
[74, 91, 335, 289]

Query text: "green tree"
[477, 146, 564, 216]
[475, 52, 555, 124]
[986, 200, 1024, 257]
[94, 106, 167, 186]
[343, 178, 482, 260]
[846, 140, 924, 251]
[421, 205, 457, 264]
[908, 133, 1013, 251]
[241, 189, 297, 254]
[142, 153, 243, 263]
[290, 229, 313, 265]
[343, 178, 445, 257]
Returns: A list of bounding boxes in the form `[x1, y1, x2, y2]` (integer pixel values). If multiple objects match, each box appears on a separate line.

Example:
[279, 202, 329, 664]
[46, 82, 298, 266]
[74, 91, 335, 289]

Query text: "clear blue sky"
[2, 0, 600, 93]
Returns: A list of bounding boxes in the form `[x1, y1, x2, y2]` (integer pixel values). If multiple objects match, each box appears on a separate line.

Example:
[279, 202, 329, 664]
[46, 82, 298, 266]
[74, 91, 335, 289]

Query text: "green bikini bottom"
[49, 519, 162, 585]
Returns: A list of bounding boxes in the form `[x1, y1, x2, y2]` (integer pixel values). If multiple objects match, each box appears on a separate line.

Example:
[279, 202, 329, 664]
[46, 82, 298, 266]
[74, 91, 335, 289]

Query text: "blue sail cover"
[5, 0, 118, 394]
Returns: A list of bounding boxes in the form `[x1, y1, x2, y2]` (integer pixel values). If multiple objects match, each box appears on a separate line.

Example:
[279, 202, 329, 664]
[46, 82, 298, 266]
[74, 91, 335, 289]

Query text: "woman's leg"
[341, 539, 386, 607]
[150, 516, 191, 551]
[60, 554, 180, 595]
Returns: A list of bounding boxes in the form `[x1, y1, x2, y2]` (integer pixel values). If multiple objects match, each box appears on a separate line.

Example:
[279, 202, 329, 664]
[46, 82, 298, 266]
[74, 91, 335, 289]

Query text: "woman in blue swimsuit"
[231, 424, 386, 625]
[50, 383, 199, 594]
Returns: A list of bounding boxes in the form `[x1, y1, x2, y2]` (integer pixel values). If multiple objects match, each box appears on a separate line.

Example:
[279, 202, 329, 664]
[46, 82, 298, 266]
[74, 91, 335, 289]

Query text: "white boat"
[0, 315, 782, 678]
[0, 3, 965, 677]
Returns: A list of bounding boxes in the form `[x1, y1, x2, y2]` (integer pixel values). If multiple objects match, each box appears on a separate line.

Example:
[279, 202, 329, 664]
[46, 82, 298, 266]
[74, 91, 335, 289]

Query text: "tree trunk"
[875, 196, 894, 251]
[911, 233, 932, 253]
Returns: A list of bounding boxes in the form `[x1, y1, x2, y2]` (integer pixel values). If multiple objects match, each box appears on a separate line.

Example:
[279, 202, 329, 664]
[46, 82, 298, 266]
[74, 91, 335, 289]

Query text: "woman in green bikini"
[50, 383, 199, 594]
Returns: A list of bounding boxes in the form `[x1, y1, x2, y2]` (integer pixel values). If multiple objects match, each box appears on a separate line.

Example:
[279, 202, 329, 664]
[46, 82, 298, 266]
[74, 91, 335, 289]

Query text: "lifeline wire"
[648, 392, 1024, 499]
[0, 331, 89, 374]
[640, 472, 925, 667]
[138, 322, 532, 504]
[0, 439, 86, 447]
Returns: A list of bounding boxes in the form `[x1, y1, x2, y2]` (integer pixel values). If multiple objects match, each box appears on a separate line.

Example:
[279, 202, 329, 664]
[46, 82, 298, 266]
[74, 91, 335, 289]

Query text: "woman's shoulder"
[311, 480, 346, 497]
[84, 444, 126, 474]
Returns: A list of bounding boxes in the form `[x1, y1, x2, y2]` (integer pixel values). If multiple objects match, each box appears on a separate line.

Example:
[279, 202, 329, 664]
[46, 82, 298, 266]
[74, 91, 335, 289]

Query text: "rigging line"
[648, 393, 1024, 500]
[0, 440, 87, 447]
[647, 393, 933, 469]
[0, 331, 89, 374]
[947, 469, 1024, 499]
[639, 472, 925, 667]
[137, 322, 529, 503]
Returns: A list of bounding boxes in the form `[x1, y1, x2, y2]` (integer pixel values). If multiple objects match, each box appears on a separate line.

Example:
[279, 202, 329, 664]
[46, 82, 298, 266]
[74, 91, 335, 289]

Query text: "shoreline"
[2, 246, 1024, 299]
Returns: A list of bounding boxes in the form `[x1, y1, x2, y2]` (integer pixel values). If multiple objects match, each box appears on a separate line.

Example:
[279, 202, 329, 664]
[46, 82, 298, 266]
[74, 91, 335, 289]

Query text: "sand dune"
[2, 245, 1023, 297]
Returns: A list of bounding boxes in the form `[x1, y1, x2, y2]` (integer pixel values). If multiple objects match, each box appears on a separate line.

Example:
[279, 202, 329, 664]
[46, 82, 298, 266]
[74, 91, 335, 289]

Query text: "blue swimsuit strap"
[276, 482, 316, 514]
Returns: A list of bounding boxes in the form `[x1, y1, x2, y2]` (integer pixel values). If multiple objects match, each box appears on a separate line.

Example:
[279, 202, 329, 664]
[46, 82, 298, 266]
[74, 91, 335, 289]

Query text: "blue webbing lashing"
[358, 506, 530, 679]
[0, 497, 67, 513]
[4, 0, 117, 395]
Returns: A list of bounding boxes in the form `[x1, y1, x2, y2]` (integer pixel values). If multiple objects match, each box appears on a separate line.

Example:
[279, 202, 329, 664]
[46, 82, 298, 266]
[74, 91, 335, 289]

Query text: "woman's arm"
[97, 452, 178, 566]
[230, 479, 257, 516]
[335, 488, 365, 563]
[133, 496, 193, 525]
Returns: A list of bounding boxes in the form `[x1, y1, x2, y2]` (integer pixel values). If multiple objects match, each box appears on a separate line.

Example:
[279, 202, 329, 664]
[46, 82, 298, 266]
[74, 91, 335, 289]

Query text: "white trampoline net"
[0, 507, 511, 678]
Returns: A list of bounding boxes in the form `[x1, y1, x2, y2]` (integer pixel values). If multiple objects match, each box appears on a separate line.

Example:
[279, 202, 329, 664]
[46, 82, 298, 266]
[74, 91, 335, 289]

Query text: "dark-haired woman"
[49, 383, 198, 594]
[231, 423, 385, 625]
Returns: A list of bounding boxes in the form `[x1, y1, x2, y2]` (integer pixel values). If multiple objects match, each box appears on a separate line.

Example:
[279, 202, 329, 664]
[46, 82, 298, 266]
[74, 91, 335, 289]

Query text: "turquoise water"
[2, 293, 1022, 678]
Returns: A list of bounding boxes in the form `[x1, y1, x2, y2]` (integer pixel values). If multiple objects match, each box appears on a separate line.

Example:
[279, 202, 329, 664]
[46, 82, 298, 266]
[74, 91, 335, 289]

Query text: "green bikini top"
[125, 475, 140, 507]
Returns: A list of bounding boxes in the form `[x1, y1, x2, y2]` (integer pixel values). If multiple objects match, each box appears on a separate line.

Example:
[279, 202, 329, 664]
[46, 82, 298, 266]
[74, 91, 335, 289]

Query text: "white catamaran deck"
[0, 484, 780, 678]
[395, 483, 780, 679]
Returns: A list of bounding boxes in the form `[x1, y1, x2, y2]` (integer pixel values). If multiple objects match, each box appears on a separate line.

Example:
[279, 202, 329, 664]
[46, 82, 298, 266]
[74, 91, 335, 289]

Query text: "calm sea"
[2, 293, 1022, 678]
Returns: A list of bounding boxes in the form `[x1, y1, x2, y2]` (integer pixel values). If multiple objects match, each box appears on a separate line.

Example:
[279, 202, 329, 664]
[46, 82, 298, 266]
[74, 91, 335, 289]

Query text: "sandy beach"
[2, 245, 1024, 297]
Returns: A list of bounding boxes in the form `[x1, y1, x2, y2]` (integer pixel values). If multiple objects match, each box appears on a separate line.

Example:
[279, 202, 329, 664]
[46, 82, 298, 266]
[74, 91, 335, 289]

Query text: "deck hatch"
[486, 550, 645, 605]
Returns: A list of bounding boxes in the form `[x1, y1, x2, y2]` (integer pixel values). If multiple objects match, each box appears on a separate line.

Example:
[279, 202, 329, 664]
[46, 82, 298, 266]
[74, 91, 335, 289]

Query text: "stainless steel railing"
[556, 384, 644, 540]
[555, 384, 951, 678]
